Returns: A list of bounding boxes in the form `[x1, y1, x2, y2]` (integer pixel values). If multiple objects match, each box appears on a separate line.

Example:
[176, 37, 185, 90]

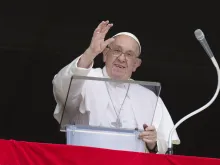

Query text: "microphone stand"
[166, 30, 220, 155]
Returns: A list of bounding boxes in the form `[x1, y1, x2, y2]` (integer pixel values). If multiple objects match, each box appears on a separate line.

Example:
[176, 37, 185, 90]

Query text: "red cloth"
[0, 139, 219, 165]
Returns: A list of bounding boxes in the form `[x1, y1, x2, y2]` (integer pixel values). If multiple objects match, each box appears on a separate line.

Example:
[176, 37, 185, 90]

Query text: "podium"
[59, 75, 161, 153]
[65, 125, 146, 152]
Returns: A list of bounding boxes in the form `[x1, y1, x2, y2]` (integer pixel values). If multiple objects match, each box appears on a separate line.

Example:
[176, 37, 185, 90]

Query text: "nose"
[118, 53, 126, 62]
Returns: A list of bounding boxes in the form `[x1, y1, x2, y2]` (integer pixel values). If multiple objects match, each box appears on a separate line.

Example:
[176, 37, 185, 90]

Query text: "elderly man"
[52, 20, 180, 154]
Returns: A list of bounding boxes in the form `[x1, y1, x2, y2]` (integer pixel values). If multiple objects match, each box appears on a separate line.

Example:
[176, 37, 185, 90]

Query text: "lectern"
[59, 76, 161, 153]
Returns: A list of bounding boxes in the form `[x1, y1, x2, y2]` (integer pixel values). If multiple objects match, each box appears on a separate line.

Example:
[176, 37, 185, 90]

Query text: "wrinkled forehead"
[112, 35, 140, 54]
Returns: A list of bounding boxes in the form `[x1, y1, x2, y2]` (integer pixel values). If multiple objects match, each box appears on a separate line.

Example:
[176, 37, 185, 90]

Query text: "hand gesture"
[87, 20, 115, 56]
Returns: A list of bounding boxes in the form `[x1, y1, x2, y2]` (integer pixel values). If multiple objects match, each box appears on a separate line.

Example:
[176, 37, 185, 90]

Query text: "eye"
[115, 49, 120, 52]
[126, 52, 133, 57]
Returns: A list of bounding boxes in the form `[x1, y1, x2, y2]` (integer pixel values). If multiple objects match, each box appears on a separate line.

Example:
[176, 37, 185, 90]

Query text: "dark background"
[0, 1, 220, 158]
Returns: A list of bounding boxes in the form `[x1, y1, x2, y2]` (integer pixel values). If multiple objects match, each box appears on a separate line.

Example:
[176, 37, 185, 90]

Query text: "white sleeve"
[52, 55, 94, 123]
[153, 97, 180, 154]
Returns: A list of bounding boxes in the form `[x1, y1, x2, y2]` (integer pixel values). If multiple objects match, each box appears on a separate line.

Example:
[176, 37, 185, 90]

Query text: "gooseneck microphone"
[194, 29, 214, 58]
[166, 29, 220, 155]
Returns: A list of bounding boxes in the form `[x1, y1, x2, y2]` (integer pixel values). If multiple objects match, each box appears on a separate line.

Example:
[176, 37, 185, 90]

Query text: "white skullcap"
[112, 32, 141, 53]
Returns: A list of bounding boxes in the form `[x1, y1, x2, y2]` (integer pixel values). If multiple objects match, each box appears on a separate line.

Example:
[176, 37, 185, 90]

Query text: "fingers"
[94, 21, 105, 33]
[145, 125, 156, 131]
[94, 20, 113, 36]
[142, 138, 156, 143]
[139, 131, 156, 138]
[139, 125, 157, 138]
[143, 124, 148, 130]
[102, 22, 113, 34]
[141, 134, 157, 144]
[140, 133, 157, 142]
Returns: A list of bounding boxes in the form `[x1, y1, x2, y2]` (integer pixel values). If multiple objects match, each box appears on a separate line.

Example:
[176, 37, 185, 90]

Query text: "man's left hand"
[139, 125, 157, 150]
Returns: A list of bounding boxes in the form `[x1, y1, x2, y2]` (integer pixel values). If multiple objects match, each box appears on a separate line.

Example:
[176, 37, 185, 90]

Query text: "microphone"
[166, 29, 220, 155]
[194, 29, 214, 58]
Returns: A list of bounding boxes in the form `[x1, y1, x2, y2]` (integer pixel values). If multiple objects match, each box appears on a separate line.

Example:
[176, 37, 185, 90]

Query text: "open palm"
[89, 20, 115, 56]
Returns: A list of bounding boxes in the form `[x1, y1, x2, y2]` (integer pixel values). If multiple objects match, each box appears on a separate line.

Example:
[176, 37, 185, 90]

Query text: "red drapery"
[0, 139, 219, 165]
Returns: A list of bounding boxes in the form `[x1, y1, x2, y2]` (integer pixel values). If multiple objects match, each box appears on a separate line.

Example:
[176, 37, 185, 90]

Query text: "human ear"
[132, 58, 142, 72]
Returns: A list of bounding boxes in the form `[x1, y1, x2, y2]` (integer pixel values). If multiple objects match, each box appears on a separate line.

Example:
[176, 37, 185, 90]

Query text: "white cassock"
[52, 55, 180, 154]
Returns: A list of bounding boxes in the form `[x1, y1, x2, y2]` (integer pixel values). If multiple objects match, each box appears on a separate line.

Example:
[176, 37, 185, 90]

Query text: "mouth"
[114, 64, 126, 69]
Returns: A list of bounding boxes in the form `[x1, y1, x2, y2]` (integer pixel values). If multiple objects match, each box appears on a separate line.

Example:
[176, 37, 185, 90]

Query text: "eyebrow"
[112, 45, 136, 53]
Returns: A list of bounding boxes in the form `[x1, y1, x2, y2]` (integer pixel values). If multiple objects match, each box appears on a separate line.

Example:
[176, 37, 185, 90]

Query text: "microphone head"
[194, 29, 205, 40]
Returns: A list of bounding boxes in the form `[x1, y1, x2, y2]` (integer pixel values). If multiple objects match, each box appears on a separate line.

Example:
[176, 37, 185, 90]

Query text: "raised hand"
[78, 20, 114, 68]
[87, 20, 115, 56]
